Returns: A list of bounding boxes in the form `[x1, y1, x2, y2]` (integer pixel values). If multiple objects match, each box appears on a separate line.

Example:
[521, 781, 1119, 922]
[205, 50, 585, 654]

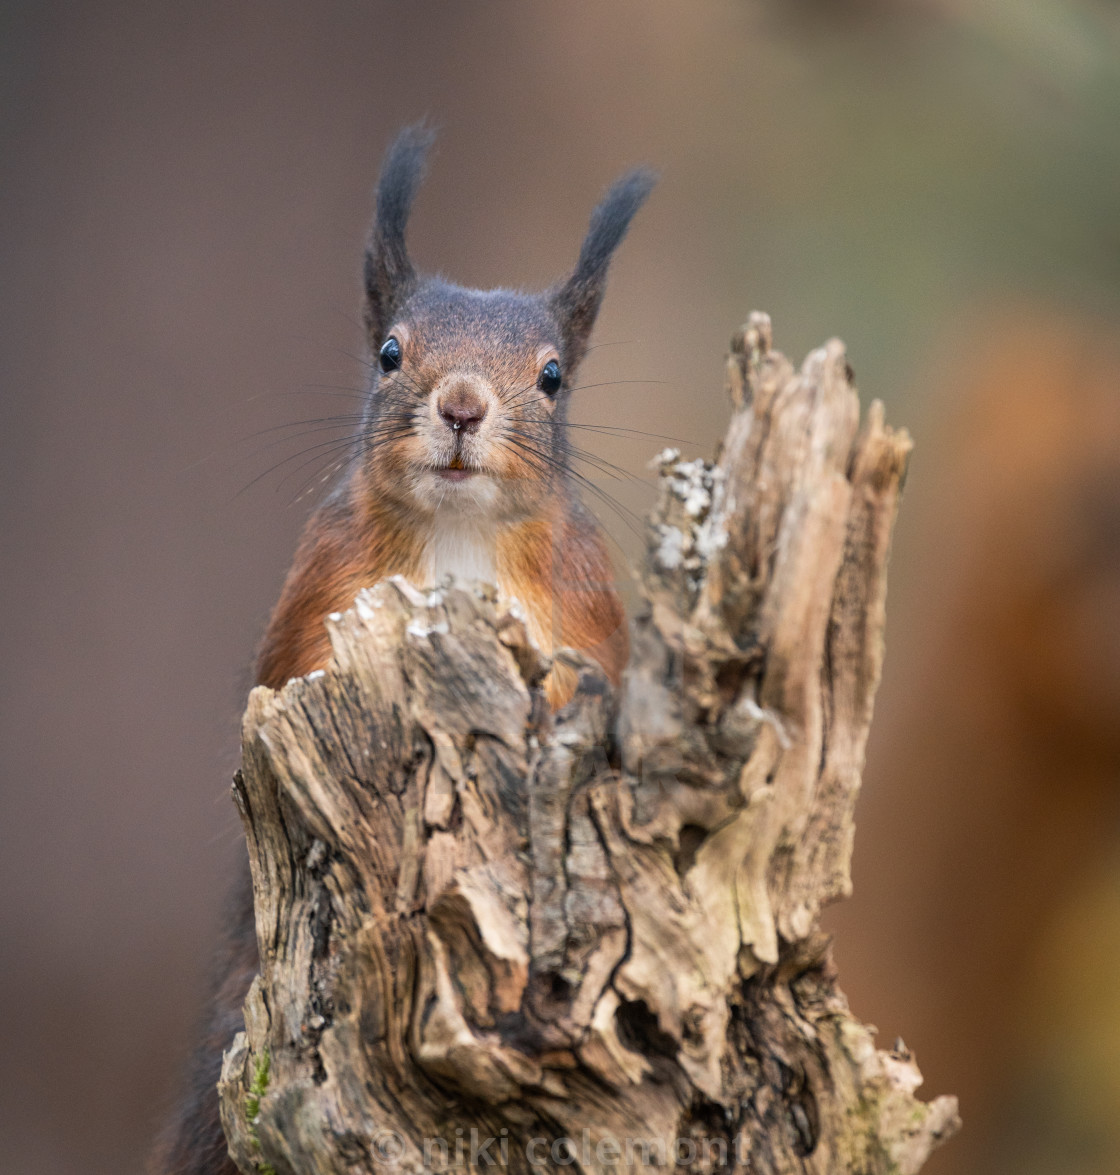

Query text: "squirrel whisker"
[240, 419, 417, 500]
[496, 431, 644, 538]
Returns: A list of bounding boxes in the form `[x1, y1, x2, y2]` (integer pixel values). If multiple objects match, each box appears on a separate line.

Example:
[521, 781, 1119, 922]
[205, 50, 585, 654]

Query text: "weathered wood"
[218, 313, 959, 1174]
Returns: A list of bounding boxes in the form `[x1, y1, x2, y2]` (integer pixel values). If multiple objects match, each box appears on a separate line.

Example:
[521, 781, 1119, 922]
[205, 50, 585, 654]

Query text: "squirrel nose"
[438, 395, 487, 434]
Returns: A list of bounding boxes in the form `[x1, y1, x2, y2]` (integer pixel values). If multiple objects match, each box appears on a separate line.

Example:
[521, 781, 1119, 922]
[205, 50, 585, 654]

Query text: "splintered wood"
[219, 314, 959, 1175]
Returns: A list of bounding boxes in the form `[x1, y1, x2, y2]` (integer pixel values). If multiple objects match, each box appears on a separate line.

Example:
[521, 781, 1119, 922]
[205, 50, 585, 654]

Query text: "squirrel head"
[358, 124, 655, 524]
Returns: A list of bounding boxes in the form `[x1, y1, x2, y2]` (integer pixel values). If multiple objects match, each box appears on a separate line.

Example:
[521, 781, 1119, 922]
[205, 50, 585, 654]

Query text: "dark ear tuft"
[364, 123, 437, 345]
[551, 167, 657, 371]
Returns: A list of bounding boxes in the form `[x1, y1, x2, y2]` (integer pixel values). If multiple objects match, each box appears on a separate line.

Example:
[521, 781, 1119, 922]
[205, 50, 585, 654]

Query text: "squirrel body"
[257, 487, 626, 706]
[153, 127, 653, 1173]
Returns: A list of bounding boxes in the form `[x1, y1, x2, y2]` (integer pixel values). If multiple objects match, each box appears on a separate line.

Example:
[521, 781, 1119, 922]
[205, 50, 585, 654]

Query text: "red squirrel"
[153, 126, 653, 1174]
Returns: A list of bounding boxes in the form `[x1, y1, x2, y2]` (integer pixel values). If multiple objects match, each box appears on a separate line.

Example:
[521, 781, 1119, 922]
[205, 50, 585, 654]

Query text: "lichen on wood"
[218, 313, 960, 1174]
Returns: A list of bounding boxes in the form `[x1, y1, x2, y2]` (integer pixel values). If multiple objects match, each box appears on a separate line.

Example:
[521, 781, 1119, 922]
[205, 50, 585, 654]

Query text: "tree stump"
[218, 313, 960, 1174]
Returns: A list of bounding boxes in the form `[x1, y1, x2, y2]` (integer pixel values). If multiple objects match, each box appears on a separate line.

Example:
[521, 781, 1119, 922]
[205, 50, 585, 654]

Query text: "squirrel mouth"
[433, 456, 477, 482]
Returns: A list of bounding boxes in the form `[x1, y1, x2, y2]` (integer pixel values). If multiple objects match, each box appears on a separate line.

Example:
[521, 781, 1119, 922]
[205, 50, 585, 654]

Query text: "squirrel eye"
[378, 336, 402, 374]
[537, 358, 562, 396]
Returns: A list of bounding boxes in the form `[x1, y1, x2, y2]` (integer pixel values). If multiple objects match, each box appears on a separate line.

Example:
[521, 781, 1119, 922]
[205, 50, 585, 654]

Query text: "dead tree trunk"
[218, 313, 960, 1175]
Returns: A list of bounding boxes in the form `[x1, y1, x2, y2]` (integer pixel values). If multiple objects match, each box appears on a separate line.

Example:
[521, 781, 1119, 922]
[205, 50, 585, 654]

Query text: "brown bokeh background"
[2, 3, 1119, 1173]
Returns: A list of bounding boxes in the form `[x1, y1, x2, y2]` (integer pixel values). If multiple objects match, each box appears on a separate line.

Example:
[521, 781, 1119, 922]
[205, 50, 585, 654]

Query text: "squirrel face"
[362, 283, 574, 524]
[356, 126, 655, 528]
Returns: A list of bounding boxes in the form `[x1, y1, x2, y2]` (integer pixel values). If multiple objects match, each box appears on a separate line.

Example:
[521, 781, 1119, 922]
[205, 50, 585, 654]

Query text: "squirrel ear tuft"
[364, 123, 437, 346]
[550, 167, 657, 371]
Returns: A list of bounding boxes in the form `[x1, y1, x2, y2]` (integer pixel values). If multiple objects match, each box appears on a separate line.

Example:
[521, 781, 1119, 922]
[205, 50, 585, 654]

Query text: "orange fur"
[497, 503, 627, 705]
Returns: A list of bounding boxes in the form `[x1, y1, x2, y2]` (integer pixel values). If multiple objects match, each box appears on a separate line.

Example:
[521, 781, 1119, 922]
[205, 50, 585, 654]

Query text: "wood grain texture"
[218, 314, 959, 1175]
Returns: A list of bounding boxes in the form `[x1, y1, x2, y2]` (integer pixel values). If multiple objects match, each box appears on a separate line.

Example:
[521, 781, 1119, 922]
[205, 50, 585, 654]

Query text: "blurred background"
[2, 1, 1118, 1172]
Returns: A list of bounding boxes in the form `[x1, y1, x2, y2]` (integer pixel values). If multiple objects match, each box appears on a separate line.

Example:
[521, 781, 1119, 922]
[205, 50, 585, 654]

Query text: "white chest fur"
[420, 514, 497, 588]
